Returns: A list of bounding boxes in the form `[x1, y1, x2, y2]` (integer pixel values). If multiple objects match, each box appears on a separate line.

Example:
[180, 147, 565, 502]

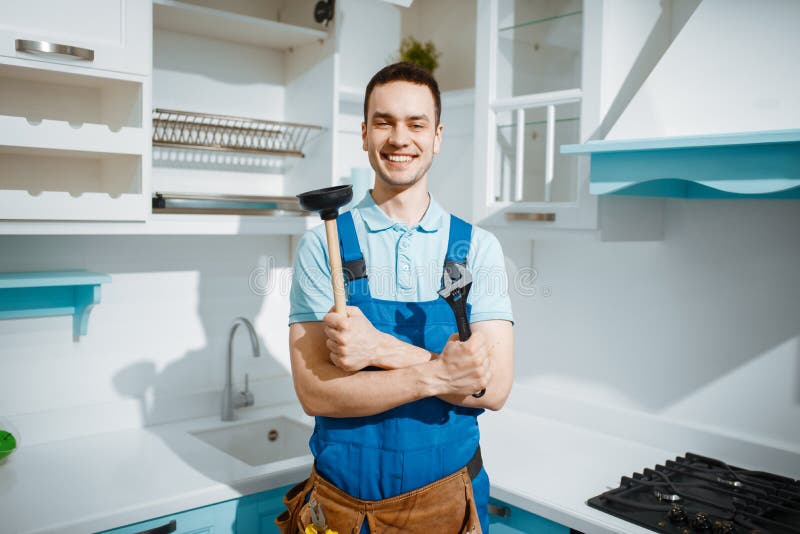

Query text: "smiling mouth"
[382, 153, 417, 166]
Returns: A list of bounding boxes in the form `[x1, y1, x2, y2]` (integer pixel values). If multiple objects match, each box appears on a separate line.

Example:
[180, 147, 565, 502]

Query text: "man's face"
[362, 81, 443, 190]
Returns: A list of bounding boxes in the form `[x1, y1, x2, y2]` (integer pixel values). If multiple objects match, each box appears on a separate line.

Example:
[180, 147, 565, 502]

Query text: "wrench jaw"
[437, 262, 473, 342]
[441, 262, 473, 293]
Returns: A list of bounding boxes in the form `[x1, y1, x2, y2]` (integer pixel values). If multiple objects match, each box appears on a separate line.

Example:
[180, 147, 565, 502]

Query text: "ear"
[433, 123, 443, 154]
[361, 121, 368, 151]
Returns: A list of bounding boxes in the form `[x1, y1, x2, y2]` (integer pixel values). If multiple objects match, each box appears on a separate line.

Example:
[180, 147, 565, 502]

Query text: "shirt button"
[401, 264, 410, 271]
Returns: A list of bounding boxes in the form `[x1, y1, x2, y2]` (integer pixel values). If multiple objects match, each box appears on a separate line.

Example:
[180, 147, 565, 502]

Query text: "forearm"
[296, 360, 437, 417]
[372, 331, 435, 369]
[373, 331, 510, 410]
[377, 334, 507, 409]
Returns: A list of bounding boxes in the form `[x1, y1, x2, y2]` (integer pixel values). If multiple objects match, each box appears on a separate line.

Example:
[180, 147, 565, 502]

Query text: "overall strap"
[336, 210, 370, 301]
[443, 214, 472, 283]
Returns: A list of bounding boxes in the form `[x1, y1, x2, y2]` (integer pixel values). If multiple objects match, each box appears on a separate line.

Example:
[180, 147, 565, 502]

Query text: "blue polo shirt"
[289, 190, 513, 325]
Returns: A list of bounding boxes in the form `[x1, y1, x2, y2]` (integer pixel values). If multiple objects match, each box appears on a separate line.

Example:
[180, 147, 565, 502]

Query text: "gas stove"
[588, 452, 800, 533]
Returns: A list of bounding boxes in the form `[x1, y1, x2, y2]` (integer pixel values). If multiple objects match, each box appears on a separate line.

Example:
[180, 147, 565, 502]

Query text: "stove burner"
[691, 511, 712, 531]
[668, 504, 688, 524]
[588, 453, 800, 533]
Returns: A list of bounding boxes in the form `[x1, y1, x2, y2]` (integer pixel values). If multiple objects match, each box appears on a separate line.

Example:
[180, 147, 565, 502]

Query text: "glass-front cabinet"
[474, 0, 598, 229]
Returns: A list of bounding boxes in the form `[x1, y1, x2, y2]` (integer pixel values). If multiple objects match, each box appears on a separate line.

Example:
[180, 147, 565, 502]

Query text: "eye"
[411, 124, 425, 130]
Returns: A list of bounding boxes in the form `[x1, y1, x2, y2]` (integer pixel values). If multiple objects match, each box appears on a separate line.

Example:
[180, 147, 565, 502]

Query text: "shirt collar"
[357, 189, 446, 233]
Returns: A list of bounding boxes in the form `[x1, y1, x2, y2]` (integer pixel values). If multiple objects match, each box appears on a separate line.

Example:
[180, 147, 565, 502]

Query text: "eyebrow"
[372, 111, 430, 122]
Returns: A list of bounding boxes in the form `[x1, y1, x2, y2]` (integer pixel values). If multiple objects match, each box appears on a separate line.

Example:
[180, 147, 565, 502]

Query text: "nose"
[388, 124, 411, 147]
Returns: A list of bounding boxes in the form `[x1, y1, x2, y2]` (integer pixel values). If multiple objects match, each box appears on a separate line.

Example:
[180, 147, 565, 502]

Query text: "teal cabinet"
[98, 484, 293, 534]
[101, 485, 575, 533]
[489, 497, 572, 534]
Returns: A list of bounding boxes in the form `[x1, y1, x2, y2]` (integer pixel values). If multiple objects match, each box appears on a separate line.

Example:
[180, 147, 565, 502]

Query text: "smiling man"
[281, 63, 514, 533]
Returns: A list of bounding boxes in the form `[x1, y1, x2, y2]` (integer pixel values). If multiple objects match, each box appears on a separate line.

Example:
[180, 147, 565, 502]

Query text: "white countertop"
[0, 401, 682, 534]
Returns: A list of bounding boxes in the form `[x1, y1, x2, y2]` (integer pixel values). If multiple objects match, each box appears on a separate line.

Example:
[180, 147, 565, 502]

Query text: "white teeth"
[387, 154, 412, 162]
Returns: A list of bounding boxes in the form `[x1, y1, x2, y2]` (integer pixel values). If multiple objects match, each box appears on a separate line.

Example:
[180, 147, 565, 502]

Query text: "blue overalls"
[308, 210, 490, 533]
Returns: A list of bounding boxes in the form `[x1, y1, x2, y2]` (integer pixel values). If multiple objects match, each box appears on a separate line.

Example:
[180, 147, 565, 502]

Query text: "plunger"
[297, 185, 353, 315]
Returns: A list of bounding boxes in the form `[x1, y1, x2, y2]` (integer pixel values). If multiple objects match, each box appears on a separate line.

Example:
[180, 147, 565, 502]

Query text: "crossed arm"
[288, 306, 514, 418]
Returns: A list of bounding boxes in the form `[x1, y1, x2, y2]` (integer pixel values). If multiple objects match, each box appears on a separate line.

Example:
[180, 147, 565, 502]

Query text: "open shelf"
[153, 0, 328, 50]
[0, 215, 317, 235]
[0, 270, 111, 340]
[0, 61, 147, 221]
[0, 116, 146, 155]
[0, 147, 144, 221]
[498, 10, 583, 33]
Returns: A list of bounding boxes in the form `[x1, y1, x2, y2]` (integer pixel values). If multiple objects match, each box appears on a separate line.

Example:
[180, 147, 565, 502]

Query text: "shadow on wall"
[111, 236, 290, 429]
[103, 236, 303, 520]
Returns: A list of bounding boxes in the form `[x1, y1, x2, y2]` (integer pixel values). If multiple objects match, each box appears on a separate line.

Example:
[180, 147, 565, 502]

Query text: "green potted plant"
[397, 36, 441, 74]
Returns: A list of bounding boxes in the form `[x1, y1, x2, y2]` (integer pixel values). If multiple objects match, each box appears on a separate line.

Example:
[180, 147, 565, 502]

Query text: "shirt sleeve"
[466, 227, 514, 325]
[288, 227, 334, 325]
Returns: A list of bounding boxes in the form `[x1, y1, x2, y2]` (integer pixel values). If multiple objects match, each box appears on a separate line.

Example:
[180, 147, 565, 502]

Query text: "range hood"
[562, 129, 800, 198]
[562, 0, 800, 199]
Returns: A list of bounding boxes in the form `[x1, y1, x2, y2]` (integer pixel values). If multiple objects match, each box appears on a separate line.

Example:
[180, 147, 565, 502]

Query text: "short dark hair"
[363, 62, 441, 126]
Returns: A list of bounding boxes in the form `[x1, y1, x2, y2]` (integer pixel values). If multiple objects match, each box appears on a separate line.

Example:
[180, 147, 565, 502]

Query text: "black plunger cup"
[297, 185, 353, 315]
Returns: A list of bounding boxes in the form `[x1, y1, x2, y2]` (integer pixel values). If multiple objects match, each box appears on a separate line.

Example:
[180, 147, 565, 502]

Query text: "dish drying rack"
[152, 108, 323, 157]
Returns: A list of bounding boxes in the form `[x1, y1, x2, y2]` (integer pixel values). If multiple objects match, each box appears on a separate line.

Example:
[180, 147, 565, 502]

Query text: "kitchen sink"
[190, 416, 312, 466]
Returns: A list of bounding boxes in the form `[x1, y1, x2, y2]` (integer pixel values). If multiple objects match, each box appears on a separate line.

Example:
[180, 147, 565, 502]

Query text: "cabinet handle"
[15, 39, 94, 61]
[505, 212, 556, 222]
[133, 519, 177, 534]
[488, 503, 511, 518]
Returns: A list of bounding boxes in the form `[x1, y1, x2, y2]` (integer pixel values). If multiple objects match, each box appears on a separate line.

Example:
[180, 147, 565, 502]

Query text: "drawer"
[0, 0, 150, 76]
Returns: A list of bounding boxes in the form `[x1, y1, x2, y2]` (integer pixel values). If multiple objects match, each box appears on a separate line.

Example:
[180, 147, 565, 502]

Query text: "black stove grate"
[588, 453, 800, 533]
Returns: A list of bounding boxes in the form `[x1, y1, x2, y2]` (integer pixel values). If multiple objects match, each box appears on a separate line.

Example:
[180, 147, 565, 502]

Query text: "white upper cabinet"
[473, 0, 597, 229]
[0, 1, 151, 224]
[0, 0, 150, 76]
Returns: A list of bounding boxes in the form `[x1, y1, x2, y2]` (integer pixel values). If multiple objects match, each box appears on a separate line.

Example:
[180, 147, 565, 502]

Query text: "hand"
[432, 331, 493, 397]
[323, 306, 385, 372]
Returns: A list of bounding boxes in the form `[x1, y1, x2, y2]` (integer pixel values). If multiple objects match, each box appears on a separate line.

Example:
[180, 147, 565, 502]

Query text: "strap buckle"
[342, 258, 367, 281]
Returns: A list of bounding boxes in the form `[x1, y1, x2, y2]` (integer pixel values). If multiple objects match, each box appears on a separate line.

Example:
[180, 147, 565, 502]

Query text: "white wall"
[496, 198, 800, 450]
[0, 235, 297, 444]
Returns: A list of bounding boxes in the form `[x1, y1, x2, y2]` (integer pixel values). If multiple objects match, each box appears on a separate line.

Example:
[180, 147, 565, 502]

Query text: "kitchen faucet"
[221, 317, 260, 421]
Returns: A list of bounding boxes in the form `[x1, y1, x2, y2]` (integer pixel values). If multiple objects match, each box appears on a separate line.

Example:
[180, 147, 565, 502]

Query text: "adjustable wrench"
[438, 262, 486, 398]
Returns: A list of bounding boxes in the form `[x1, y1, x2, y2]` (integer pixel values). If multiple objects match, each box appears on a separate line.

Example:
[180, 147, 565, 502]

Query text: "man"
[282, 62, 514, 533]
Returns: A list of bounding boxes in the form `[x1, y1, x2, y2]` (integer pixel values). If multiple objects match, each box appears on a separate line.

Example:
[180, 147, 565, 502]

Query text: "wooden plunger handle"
[324, 219, 347, 315]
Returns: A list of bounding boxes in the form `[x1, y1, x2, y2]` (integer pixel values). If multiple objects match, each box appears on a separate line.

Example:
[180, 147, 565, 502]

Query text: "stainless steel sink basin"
[190, 416, 312, 466]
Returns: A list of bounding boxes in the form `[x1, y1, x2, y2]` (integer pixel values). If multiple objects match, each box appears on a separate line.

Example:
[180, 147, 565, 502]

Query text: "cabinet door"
[0, 0, 150, 76]
[99, 484, 296, 534]
[233, 484, 292, 534]
[99, 502, 227, 534]
[489, 497, 572, 534]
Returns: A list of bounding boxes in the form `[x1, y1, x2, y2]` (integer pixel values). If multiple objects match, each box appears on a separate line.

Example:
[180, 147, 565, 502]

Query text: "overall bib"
[308, 210, 490, 533]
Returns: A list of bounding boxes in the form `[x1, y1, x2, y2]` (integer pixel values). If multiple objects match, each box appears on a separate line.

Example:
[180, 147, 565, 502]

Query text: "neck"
[371, 179, 431, 226]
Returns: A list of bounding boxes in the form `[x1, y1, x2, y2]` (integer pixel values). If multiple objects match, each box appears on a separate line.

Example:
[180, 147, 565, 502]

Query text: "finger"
[324, 326, 344, 344]
[326, 338, 341, 353]
[346, 306, 363, 317]
[323, 312, 346, 329]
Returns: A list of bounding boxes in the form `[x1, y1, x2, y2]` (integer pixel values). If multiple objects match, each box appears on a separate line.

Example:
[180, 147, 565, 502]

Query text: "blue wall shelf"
[0, 270, 111, 340]
[561, 128, 800, 198]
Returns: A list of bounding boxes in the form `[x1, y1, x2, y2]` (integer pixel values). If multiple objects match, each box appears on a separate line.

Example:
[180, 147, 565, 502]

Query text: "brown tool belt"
[276, 447, 484, 534]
